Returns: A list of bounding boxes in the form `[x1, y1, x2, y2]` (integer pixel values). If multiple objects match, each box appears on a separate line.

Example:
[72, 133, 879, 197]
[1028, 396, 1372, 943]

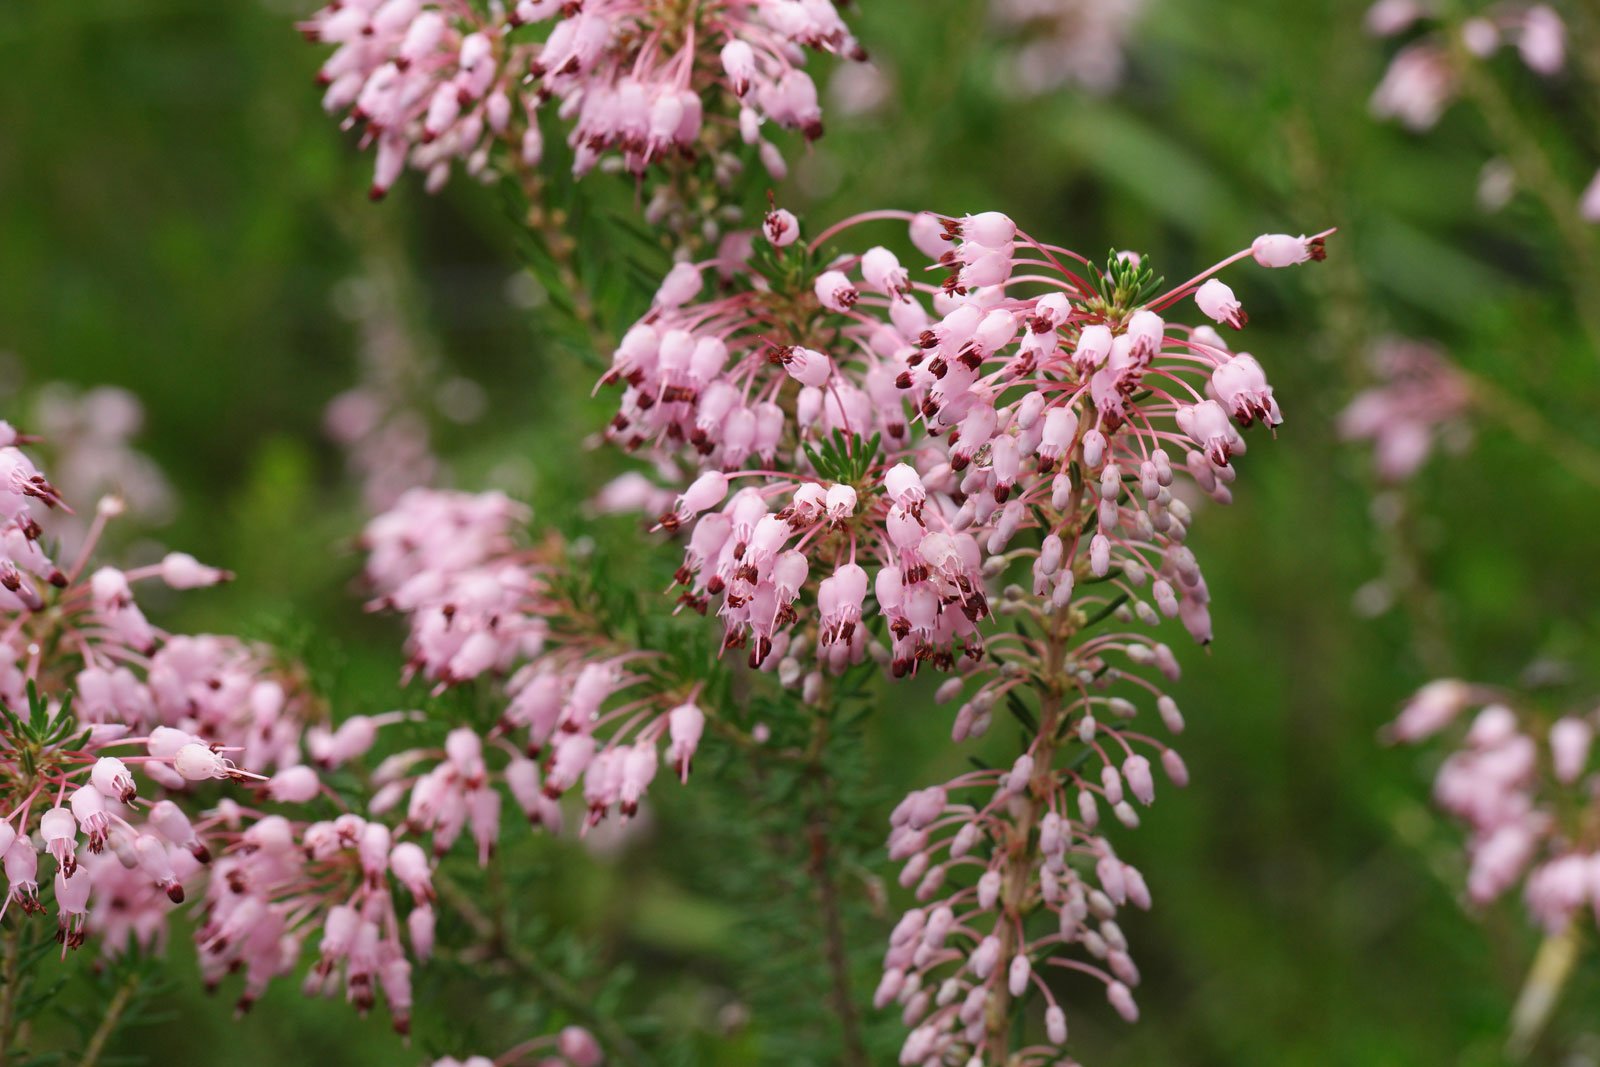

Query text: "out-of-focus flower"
[1390, 681, 1600, 936]
[301, 0, 862, 202]
[1367, 3, 1567, 131]
[30, 384, 173, 552]
[1338, 337, 1471, 483]
[989, 0, 1144, 96]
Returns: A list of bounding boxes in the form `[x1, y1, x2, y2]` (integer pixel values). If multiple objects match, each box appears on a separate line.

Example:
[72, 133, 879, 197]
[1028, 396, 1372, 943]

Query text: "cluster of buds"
[879, 679, 1187, 1064]
[362, 489, 708, 835]
[612, 209, 1326, 687]
[300, 0, 861, 201]
[1366, 1, 1565, 131]
[1389, 680, 1600, 934]
[432, 1026, 602, 1067]
[604, 207, 1328, 1057]
[195, 804, 432, 1030]
[1338, 336, 1472, 483]
[0, 435, 336, 970]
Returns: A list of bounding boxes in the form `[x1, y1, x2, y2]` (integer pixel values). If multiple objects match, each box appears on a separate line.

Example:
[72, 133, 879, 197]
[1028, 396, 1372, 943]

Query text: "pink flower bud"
[1046, 1004, 1067, 1044]
[721, 39, 756, 95]
[174, 743, 230, 782]
[1123, 755, 1155, 805]
[668, 702, 705, 781]
[1007, 953, 1031, 996]
[908, 212, 946, 259]
[861, 246, 909, 297]
[1107, 981, 1139, 1022]
[962, 211, 1016, 248]
[782, 346, 833, 388]
[1250, 233, 1326, 268]
[557, 1026, 603, 1067]
[267, 765, 320, 803]
[1550, 717, 1592, 784]
[654, 261, 703, 308]
[91, 756, 137, 802]
[160, 551, 231, 588]
[1195, 279, 1247, 329]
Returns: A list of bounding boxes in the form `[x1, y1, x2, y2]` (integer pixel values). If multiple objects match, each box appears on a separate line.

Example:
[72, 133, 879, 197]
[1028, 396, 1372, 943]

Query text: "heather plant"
[12, 0, 1600, 1064]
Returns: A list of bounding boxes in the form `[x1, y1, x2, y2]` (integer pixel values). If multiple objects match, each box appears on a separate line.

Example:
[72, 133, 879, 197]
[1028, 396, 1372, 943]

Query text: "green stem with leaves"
[800, 708, 870, 1067]
[77, 975, 139, 1067]
[435, 871, 652, 1067]
[982, 621, 1070, 1062]
[0, 924, 22, 1067]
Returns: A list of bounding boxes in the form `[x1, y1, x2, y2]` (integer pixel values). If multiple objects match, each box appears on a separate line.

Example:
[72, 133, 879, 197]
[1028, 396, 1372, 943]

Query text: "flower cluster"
[361, 488, 707, 833]
[604, 208, 1328, 1059]
[1389, 680, 1600, 934]
[1366, 1, 1564, 131]
[987, 0, 1144, 97]
[1338, 336, 1471, 483]
[301, 0, 861, 200]
[610, 211, 1323, 676]
[0, 436, 324, 966]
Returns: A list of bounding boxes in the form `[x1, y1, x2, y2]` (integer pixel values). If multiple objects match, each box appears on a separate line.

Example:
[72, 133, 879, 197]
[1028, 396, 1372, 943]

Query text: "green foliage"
[1091, 247, 1168, 318]
[801, 430, 883, 488]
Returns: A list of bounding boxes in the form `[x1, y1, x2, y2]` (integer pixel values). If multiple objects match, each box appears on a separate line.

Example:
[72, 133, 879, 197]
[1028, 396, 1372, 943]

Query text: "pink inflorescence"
[1389, 680, 1600, 934]
[987, 0, 1144, 97]
[360, 487, 707, 836]
[1338, 336, 1472, 483]
[0, 433, 322, 966]
[602, 207, 1329, 1060]
[1366, 2, 1566, 131]
[301, 0, 861, 200]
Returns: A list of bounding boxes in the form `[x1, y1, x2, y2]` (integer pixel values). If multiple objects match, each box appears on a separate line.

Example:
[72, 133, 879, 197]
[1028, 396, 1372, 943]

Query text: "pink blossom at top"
[301, 0, 862, 200]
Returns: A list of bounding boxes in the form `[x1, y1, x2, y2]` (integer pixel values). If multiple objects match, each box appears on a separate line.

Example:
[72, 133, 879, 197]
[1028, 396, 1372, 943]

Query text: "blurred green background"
[3, 0, 1600, 1064]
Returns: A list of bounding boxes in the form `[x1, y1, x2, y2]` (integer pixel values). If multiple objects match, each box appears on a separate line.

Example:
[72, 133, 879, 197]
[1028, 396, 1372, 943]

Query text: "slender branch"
[1506, 925, 1581, 1061]
[1466, 372, 1600, 492]
[434, 870, 652, 1067]
[984, 621, 1070, 1061]
[77, 975, 139, 1067]
[1440, 14, 1600, 361]
[801, 720, 869, 1067]
[0, 924, 23, 1067]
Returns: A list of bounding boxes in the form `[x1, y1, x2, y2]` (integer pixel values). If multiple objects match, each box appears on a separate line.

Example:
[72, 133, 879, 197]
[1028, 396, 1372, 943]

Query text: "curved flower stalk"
[431, 1026, 603, 1067]
[300, 0, 861, 203]
[987, 0, 1144, 97]
[605, 208, 1329, 1060]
